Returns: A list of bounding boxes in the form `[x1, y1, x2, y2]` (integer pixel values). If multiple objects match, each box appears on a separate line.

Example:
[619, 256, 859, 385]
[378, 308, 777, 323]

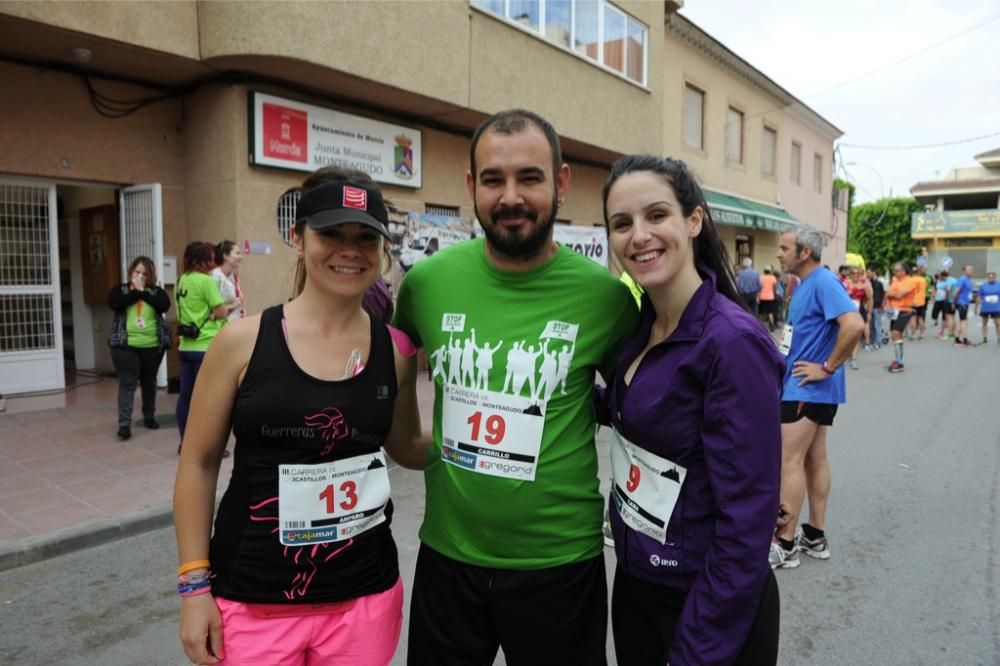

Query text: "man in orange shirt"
[907, 266, 929, 340]
[885, 262, 919, 372]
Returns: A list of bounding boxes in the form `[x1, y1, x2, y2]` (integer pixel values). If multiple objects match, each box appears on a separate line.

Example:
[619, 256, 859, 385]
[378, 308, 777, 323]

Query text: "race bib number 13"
[278, 452, 391, 546]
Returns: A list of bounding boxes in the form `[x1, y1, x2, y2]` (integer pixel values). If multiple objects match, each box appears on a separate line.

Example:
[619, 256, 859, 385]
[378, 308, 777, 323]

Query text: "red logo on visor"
[343, 186, 368, 210]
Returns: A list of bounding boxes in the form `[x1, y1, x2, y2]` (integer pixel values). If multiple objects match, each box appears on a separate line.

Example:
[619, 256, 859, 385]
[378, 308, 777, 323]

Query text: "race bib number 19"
[441, 385, 544, 481]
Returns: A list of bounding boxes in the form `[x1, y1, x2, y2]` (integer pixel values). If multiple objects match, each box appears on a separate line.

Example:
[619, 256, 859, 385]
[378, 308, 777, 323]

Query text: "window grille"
[425, 204, 460, 217]
[0, 184, 51, 287]
[277, 189, 301, 247]
[0, 294, 55, 352]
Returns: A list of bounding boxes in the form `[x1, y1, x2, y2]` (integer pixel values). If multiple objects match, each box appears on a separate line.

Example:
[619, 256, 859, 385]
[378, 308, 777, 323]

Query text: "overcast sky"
[680, 0, 1000, 204]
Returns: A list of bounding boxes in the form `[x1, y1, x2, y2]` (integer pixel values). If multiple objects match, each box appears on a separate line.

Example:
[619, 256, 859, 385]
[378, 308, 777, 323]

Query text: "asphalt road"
[1, 334, 998, 665]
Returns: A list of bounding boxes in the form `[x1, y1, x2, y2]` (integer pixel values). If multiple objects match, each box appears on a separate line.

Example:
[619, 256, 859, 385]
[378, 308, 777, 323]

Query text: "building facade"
[0, 1, 841, 394]
[663, 14, 845, 272]
[910, 148, 1000, 279]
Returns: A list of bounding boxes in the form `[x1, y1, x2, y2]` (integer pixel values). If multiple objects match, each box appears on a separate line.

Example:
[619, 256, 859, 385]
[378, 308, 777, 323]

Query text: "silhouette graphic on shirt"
[428, 321, 578, 405]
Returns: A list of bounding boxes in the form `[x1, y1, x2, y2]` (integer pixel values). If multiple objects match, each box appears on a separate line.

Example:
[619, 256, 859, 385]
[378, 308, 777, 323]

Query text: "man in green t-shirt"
[394, 109, 637, 665]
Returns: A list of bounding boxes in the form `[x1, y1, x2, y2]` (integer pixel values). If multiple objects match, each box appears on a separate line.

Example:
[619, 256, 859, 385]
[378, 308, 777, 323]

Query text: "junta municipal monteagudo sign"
[912, 209, 1000, 237]
[249, 91, 422, 189]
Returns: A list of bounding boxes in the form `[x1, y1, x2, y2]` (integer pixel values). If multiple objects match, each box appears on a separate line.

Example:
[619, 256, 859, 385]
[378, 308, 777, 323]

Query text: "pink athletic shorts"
[214, 577, 403, 665]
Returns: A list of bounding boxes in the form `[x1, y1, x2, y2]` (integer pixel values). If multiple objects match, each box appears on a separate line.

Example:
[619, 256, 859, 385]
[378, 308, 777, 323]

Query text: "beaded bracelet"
[179, 583, 212, 598]
[178, 570, 213, 596]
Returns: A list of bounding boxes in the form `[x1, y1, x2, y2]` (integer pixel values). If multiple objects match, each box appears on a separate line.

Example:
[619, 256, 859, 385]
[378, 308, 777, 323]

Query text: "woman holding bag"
[107, 256, 171, 440]
[175, 242, 228, 452]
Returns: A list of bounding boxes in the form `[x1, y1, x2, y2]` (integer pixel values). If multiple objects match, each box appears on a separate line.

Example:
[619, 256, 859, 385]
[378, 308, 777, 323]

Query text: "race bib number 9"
[278, 452, 391, 546]
[441, 385, 545, 481]
[610, 430, 686, 544]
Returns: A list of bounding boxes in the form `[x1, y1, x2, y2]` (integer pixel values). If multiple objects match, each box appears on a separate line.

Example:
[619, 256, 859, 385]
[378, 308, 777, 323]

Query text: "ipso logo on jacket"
[649, 554, 679, 568]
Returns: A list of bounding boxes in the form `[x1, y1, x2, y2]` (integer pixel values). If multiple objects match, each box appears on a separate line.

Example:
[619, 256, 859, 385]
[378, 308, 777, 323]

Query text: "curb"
[0, 501, 174, 573]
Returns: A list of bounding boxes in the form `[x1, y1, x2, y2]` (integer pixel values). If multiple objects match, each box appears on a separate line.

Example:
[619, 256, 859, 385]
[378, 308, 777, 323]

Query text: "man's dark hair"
[469, 109, 562, 180]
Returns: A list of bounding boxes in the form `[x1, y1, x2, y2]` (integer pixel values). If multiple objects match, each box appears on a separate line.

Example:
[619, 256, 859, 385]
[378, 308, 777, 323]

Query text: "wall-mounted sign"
[912, 209, 1000, 237]
[553, 224, 608, 266]
[249, 91, 422, 188]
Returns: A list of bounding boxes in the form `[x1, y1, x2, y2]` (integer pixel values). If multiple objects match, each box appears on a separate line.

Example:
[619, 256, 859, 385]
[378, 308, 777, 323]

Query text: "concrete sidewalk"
[0, 371, 437, 571]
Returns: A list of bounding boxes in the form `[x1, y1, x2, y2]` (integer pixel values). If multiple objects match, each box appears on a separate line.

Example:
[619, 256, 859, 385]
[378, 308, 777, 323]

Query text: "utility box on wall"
[79, 204, 120, 305]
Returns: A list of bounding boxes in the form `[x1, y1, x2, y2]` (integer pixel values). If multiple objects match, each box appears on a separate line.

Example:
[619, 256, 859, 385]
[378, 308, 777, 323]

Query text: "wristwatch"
[821, 361, 836, 375]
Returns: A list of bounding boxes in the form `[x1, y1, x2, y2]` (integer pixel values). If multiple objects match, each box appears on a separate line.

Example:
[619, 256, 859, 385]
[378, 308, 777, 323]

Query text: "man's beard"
[475, 193, 558, 262]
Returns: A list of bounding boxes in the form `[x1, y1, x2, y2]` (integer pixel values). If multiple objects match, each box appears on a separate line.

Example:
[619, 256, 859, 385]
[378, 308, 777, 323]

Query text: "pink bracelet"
[179, 585, 213, 598]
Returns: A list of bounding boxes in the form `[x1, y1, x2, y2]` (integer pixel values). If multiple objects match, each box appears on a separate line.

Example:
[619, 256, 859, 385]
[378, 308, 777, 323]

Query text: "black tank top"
[210, 305, 399, 603]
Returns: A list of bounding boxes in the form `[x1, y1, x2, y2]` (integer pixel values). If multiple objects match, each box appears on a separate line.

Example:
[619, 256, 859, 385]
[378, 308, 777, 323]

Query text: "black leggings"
[612, 565, 779, 665]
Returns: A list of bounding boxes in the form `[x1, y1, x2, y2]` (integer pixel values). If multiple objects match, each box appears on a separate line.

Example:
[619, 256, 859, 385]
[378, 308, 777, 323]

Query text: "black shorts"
[982, 312, 1000, 320]
[781, 401, 838, 426]
[956, 304, 969, 321]
[913, 304, 927, 319]
[612, 565, 779, 666]
[759, 299, 779, 316]
[407, 543, 608, 666]
[931, 301, 952, 320]
[890, 312, 913, 333]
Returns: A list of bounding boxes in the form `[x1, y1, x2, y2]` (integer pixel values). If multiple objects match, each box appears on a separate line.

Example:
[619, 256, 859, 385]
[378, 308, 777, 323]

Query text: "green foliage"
[847, 197, 922, 273]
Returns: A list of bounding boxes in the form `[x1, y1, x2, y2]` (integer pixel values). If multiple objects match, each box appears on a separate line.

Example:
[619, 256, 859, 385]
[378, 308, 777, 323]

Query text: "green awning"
[704, 190, 798, 233]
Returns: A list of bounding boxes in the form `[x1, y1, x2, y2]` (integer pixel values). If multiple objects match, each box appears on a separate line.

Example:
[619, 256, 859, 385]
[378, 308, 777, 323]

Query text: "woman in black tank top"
[173, 174, 427, 665]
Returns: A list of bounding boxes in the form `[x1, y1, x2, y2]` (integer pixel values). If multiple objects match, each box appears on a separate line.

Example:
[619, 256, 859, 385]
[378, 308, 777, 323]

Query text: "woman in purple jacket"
[602, 155, 785, 665]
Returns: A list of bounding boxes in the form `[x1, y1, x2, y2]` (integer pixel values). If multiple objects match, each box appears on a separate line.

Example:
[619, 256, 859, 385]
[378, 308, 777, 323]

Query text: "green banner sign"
[912, 209, 1000, 236]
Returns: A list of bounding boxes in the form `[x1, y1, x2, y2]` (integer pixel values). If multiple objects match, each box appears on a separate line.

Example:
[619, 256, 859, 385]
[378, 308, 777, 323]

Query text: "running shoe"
[983, 337, 989, 345]
[887, 361, 905, 373]
[769, 540, 800, 569]
[796, 527, 831, 560]
[849, 359, 859, 370]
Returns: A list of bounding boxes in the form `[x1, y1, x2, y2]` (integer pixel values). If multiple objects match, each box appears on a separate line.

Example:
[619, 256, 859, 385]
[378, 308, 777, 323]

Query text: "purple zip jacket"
[607, 269, 784, 666]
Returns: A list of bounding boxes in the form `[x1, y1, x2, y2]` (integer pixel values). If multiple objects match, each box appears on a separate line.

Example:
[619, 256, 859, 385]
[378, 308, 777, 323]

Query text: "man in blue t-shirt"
[978, 271, 1000, 345]
[736, 257, 762, 315]
[952, 265, 975, 346]
[771, 225, 865, 569]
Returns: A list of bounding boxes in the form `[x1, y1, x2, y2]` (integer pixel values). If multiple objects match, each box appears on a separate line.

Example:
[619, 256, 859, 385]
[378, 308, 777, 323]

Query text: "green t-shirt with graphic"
[393, 238, 638, 569]
[125, 292, 159, 349]
[176, 271, 225, 352]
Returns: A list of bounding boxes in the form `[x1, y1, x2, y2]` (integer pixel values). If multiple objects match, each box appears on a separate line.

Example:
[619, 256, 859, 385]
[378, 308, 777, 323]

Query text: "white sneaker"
[769, 540, 800, 569]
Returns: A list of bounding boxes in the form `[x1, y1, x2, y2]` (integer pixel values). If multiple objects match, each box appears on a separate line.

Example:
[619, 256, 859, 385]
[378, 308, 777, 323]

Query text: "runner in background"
[759, 266, 779, 332]
[908, 265, 928, 340]
[845, 266, 872, 370]
[772, 225, 864, 569]
[865, 267, 885, 350]
[952, 264, 976, 347]
[885, 263, 918, 372]
[978, 271, 1000, 345]
[933, 270, 956, 340]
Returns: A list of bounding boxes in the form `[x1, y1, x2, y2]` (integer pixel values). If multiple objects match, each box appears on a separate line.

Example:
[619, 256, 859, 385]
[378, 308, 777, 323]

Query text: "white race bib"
[936, 288, 946, 301]
[278, 452, 390, 546]
[985, 295, 999, 305]
[441, 384, 545, 481]
[135, 316, 146, 330]
[610, 429, 686, 544]
[778, 324, 793, 356]
[851, 299, 861, 311]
